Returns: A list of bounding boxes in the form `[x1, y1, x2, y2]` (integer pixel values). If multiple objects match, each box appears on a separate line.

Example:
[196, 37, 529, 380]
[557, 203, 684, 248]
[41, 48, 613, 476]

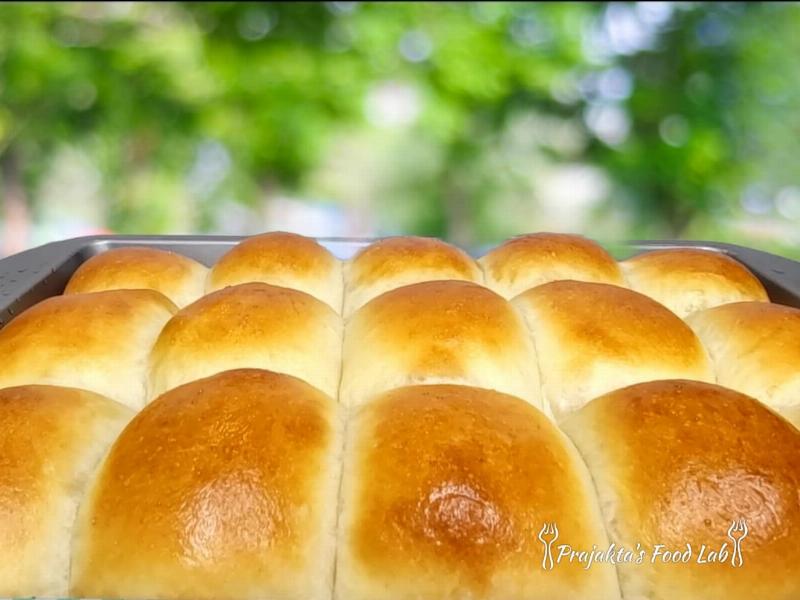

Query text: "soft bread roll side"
[687, 301, 800, 411]
[0, 385, 133, 597]
[782, 405, 800, 430]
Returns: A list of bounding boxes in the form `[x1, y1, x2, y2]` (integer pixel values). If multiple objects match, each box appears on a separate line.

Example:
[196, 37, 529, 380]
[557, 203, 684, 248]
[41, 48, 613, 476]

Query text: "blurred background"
[1, 2, 799, 258]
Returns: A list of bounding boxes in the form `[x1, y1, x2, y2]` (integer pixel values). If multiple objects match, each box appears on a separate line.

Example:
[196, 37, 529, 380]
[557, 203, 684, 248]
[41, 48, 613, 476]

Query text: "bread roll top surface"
[149, 282, 342, 399]
[71, 368, 341, 600]
[0, 289, 176, 409]
[64, 246, 208, 308]
[621, 248, 769, 317]
[340, 280, 541, 408]
[207, 232, 343, 312]
[562, 379, 800, 600]
[343, 236, 482, 316]
[337, 384, 619, 600]
[479, 232, 625, 298]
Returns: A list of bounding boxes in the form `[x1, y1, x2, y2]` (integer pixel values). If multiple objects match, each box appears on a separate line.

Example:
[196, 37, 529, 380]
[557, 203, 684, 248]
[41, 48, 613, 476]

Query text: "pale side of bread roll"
[207, 232, 344, 313]
[687, 301, 800, 410]
[343, 236, 482, 317]
[621, 248, 769, 317]
[561, 379, 800, 600]
[148, 282, 342, 401]
[0, 289, 177, 410]
[479, 232, 625, 299]
[64, 246, 209, 308]
[336, 384, 620, 600]
[0, 385, 133, 597]
[782, 405, 800, 430]
[513, 280, 714, 420]
[71, 369, 342, 600]
[340, 280, 542, 410]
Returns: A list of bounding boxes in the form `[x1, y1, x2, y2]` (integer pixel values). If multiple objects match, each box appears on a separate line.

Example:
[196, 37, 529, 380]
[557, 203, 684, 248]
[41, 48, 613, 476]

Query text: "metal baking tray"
[2, 234, 800, 329]
[0, 233, 799, 600]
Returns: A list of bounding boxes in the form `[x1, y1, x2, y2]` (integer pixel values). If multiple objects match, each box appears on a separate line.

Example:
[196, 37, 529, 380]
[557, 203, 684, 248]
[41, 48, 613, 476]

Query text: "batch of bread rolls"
[0, 231, 798, 600]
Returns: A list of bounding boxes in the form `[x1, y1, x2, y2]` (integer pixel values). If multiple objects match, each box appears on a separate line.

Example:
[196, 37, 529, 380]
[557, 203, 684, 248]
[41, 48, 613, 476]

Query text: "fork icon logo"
[727, 519, 748, 568]
[538, 522, 559, 571]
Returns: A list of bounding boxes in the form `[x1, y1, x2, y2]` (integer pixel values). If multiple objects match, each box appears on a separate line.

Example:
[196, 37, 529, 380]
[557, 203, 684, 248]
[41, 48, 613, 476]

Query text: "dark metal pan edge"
[1, 235, 799, 328]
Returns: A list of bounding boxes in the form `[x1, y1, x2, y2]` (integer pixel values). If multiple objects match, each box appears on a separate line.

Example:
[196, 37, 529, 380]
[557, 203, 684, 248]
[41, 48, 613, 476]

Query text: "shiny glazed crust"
[562, 379, 800, 600]
[71, 368, 342, 600]
[337, 384, 620, 600]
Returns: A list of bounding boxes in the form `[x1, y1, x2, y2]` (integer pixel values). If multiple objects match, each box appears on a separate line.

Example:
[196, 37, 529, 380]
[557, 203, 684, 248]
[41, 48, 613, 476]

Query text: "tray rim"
[2, 233, 800, 329]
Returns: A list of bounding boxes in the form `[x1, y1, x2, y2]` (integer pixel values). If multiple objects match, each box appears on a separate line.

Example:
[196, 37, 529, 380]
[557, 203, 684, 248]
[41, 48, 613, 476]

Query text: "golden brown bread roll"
[0, 385, 133, 597]
[561, 379, 800, 600]
[479, 232, 625, 298]
[0, 289, 176, 410]
[71, 368, 342, 600]
[343, 235, 482, 317]
[336, 384, 620, 600]
[687, 301, 800, 410]
[207, 231, 343, 312]
[621, 248, 769, 317]
[64, 246, 208, 308]
[339, 280, 542, 409]
[513, 280, 714, 420]
[148, 282, 342, 400]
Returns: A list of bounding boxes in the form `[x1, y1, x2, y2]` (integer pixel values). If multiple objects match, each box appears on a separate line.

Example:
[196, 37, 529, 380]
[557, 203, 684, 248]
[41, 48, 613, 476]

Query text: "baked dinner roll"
[479, 232, 625, 298]
[621, 248, 769, 317]
[0, 290, 176, 410]
[149, 282, 342, 400]
[71, 369, 342, 600]
[513, 280, 713, 420]
[561, 380, 800, 600]
[207, 231, 343, 312]
[343, 235, 482, 317]
[64, 246, 208, 308]
[687, 301, 800, 410]
[340, 280, 541, 409]
[336, 384, 620, 600]
[0, 385, 132, 597]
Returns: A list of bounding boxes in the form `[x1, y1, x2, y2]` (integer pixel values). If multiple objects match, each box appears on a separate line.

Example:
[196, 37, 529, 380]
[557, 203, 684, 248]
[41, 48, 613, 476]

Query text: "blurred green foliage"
[0, 2, 799, 255]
